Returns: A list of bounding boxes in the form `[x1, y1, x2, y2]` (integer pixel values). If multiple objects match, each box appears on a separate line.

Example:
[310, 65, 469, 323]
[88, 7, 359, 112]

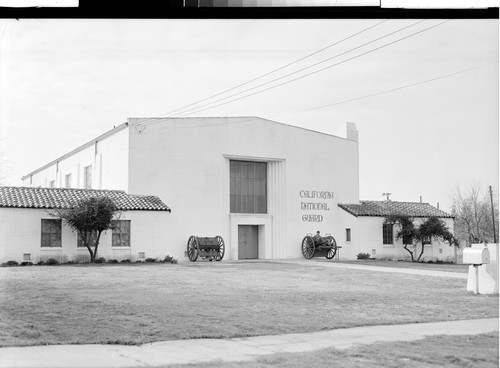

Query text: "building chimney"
[346, 122, 358, 142]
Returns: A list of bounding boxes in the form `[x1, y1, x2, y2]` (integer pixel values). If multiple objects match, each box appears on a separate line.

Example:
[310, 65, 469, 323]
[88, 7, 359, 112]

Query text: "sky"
[0, 18, 498, 212]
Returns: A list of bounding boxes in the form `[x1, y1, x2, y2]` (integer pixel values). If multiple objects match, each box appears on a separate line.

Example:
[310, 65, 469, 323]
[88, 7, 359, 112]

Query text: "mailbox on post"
[463, 247, 490, 294]
[463, 248, 490, 265]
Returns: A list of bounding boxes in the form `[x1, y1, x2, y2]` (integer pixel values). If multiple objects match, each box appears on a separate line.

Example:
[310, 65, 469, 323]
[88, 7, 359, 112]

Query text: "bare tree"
[451, 182, 499, 246]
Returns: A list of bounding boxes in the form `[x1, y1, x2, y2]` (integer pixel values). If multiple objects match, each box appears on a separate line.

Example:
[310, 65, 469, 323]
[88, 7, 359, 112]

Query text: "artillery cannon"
[301, 233, 340, 260]
[187, 235, 225, 262]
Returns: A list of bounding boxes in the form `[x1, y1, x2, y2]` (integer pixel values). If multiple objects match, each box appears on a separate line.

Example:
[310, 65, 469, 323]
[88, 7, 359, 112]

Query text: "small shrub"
[161, 255, 178, 264]
[94, 257, 106, 264]
[107, 259, 119, 264]
[37, 261, 45, 266]
[145, 258, 157, 263]
[120, 259, 131, 263]
[20, 261, 34, 266]
[46, 258, 59, 265]
[135, 260, 143, 263]
[356, 252, 371, 260]
[3, 260, 19, 266]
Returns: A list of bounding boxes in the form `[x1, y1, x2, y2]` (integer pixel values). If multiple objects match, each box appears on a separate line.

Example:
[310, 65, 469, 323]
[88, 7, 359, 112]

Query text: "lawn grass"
[335, 259, 470, 273]
[0, 261, 497, 347]
[162, 332, 499, 368]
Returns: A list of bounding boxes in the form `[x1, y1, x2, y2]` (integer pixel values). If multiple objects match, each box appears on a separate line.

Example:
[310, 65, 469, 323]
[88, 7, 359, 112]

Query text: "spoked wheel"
[325, 236, 337, 259]
[187, 236, 199, 262]
[301, 236, 315, 259]
[214, 235, 225, 261]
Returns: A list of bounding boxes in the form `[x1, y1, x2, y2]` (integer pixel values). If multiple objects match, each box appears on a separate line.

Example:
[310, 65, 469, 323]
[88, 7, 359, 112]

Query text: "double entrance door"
[238, 225, 259, 259]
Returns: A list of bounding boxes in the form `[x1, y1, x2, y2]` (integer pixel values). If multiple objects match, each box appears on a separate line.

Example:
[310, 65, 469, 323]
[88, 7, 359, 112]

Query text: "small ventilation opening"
[138, 252, 145, 259]
[23, 253, 31, 261]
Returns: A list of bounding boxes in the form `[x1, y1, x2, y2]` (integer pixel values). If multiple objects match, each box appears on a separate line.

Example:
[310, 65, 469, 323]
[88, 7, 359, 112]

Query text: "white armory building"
[3, 117, 455, 263]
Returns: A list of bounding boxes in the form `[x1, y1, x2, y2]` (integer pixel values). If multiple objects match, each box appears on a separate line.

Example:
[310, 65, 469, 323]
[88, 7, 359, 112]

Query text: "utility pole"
[489, 185, 497, 243]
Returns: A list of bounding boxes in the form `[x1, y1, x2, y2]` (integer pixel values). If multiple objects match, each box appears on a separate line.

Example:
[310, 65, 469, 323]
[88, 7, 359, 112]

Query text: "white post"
[475, 265, 479, 294]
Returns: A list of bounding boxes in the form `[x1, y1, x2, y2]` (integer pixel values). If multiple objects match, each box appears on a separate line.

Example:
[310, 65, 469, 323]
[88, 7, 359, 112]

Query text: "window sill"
[383, 245, 395, 247]
[40, 247, 62, 250]
[112, 247, 131, 249]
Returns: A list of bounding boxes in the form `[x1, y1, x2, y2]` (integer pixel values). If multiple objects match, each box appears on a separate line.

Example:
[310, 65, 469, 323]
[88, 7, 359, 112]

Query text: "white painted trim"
[223, 154, 285, 162]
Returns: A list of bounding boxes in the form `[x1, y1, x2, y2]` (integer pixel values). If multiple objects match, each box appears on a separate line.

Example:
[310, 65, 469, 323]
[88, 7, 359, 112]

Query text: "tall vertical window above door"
[230, 160, 267, 214]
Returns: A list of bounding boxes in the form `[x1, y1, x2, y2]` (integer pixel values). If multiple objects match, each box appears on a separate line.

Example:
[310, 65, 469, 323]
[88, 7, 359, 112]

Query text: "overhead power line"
[274, 61, 499, 116]
[132, 60, 497, 132]
[139, 20, 431, 128]
[163, 19, 389, 117]
[135, 20, 389, 128]
[173, 19, 426, 118]
[175, 20, 451, 118]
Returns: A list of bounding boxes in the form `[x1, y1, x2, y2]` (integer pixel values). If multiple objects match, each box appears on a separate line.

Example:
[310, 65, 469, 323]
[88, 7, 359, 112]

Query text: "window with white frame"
[84, 165, 92, 189]
[65, 173, 72, 188]
[346, 228, 351, 242]
[382, 223, 394, 245]
[112, 220, 130, 247]
[41, 219, 62, 248]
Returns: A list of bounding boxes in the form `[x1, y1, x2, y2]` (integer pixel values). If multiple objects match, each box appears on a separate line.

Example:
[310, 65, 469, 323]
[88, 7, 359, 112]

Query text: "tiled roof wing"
[338, 200, 453, 218]
[0, 186, 171, 212]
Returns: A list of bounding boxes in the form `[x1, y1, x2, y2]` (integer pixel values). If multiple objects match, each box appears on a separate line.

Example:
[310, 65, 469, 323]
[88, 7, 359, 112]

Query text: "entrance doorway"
[238, 225, 259, 259]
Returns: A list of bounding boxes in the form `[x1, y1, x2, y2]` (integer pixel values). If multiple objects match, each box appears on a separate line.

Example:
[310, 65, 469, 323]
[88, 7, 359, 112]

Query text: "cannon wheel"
[301, 235, 315, 259]
[214, 235, 225, 261]
[187, 236, 199, 262]
[325, 236, 337, 259]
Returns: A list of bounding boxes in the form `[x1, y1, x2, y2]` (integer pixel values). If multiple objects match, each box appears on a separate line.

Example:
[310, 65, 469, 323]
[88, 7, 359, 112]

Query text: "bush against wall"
[356, 252, 371, 260]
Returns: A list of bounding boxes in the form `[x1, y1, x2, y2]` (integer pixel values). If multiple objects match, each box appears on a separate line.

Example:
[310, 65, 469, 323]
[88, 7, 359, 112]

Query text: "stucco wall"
[351, 216, 456, 262]
[0, 207, 170, 263]
[21, 126, 129, 191]
[127, 117, 360, 260]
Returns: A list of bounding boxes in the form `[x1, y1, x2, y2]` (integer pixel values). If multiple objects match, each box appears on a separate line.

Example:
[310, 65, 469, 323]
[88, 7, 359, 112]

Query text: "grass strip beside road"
[162, 332, 499, 368]
[0, 261, 497, 347]
[335, 259, 470, 273]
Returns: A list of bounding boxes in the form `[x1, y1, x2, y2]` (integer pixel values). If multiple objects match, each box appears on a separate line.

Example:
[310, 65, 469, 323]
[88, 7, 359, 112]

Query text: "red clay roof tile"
[0, 186, 171, 212]
[338, 200, 452, 218]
